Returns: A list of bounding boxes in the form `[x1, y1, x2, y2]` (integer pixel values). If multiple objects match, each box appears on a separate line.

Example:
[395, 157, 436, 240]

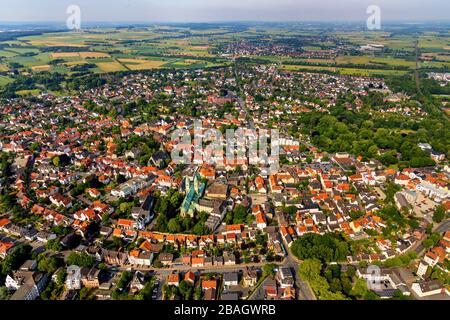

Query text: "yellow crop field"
[79, 52, 110, 58]
[51, 52, 79, 58]
[96, 61, 125, 72]
[118, 58, 167, 70]
[31, 65, 51, 71]
[28, 40, 86, 47]
[51, 52, 110, 58]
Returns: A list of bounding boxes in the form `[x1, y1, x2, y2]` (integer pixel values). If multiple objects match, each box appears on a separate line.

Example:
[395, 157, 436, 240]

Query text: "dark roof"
[151, 150, 168, 162]
[221, 292, 240, 300]
[141, 195, 155, 211]
[224, 272, 239, 283]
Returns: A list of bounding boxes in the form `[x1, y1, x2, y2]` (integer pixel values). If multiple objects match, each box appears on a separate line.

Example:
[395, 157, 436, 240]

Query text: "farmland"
[0, 23, 448, 96]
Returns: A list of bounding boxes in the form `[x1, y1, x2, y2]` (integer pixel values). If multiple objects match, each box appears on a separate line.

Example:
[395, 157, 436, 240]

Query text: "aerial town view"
[0, 0, 449, 312]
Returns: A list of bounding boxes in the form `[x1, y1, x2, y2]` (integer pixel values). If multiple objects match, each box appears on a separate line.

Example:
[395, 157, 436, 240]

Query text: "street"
[414, 219, 450, 255]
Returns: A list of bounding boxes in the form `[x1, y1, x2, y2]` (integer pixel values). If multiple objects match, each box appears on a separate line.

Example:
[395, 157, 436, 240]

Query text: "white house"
[411, 280, 446, 297]
[223, 272, 239, 287]
[416, 260, 429, 278]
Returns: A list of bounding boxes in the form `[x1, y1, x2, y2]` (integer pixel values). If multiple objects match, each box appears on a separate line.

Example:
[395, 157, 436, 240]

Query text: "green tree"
[263, 263, 277, 277]
[135, 279, 156, 300]
[37, 254, 63, 274]
[298, 259, 322, 281]
[79, 287, 95, 300]
[56, 269, 67, 286]
[0, 287, 11, 300]
[167, 218, 181, 233]
[52, 156, 60, 167]
[232, 205, 248, 224]
[1, 244, 31, 275]
[350, 278, 369, 298]
[45, 239, 63, 252]
[291, 233, 350, 262]
[67, 252, 95, 268]
[432, 205, 447, 223]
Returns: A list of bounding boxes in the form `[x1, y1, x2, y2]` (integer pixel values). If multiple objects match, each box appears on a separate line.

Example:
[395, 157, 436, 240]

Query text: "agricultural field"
[0, 23, 448, 93]
[282, 64, 409, 76]
[0, 26, 230, 79]
[335, 56, 416, 68]
[0, 75, 13, 86]
[117, 58, 167, 70]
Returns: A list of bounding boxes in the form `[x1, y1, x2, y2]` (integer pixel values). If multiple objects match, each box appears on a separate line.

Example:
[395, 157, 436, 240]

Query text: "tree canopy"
[291, 233, 350, 263]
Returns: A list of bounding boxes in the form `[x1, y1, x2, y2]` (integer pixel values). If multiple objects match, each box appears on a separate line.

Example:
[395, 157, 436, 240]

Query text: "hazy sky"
[0, 0, 448, 23]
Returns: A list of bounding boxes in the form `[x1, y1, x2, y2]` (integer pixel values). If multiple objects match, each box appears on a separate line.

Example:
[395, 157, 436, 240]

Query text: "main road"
[116, 251, 316, 300]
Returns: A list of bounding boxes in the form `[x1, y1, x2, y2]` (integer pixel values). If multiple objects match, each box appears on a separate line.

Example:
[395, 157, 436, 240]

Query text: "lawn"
[0, 49, 19, 58]
[0, 75, 13, 87]
[16, 89, 41, 96]
[8, 52, 52, 68]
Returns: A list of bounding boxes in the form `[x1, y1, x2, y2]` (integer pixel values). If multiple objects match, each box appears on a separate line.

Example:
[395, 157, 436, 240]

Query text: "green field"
[0, 24, 447, 94]
[0, 75, 13, 87]
[282, 64, 409, 76]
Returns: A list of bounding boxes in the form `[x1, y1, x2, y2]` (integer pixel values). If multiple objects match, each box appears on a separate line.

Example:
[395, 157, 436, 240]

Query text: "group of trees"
[224, 204, 255, 225]
[114, 134, 160, 166]
[0, 286, 11, 300]
[383, 251, 417, 268]
[432, 205, 448, 223]
[263, 263, 277, 277]
[428, 266, 450, 286]
[0, 72, 66, 98]
[298, 259, 347, 300]
[112, 271, 133, 300]
[66, 252, 95, 268]
[0, 152, 12, 178]
[296, 98, 448, 168]
[377, 205, 413, 237]
[163, 280, 194, 300]
[109, 271, 157, 300]
[152, 189, 183, 233]
[422, 232, 442, 250]
[290, 233, 350, 263]
[152, 189, 211, 235]
[387, 76, 450, 97]
[166, 211, 210, 236]
[40, 269, 66, 301]
[134, 277, 157, 300]
[299, 259, 383, 300]
[37, 254, 64, 274]
[51, 154, 71, 167]
[0, 244, 32, 284]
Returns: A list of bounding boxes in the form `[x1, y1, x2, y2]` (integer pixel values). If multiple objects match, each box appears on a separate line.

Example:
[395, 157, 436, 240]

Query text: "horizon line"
[1, 19, 450, 25]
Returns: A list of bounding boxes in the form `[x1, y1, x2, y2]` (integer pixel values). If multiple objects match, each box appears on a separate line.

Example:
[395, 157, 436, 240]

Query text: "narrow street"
[413, 219, 450, 255]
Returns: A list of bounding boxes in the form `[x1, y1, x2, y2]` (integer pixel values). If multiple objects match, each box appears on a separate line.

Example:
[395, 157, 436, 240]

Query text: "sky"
[0, 0, 449, 23]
